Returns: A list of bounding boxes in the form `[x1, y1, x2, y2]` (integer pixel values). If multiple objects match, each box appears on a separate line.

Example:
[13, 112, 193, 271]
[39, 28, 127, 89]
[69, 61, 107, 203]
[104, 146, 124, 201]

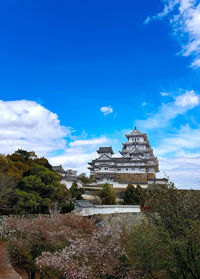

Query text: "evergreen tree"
[0, 150, 70, 214]
[124, 184, 145, 206]
[99, 183, 116, 205]
[70, 182, 84, 200]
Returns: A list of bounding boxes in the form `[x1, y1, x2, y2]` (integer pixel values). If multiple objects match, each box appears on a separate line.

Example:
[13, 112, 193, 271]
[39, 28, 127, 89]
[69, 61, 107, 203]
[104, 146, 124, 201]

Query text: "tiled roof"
[75, 200, 94, 208]
[97, 147, 114, 154]
[126, 127, 146, 138]
[52, 165, 65, 173]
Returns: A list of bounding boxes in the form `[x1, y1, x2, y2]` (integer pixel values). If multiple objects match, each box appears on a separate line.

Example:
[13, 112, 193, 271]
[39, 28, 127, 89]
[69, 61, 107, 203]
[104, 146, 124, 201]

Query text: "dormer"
[97, 147, 114, 158]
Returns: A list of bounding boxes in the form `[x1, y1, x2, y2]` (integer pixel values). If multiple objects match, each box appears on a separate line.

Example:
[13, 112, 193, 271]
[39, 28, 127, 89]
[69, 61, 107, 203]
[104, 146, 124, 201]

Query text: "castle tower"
[88, 127, 165, 188]
[120, 127, 159, 173]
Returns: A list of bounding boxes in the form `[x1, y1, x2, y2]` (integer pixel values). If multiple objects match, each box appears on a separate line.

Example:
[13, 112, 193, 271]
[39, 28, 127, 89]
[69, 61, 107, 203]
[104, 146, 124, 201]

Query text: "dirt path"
[0, 240, 22, 279]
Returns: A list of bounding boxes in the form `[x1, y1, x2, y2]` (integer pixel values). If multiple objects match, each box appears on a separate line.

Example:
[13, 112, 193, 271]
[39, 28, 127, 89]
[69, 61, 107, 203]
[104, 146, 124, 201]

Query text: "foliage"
[36, 223, 133, 279]
[70, 182, 84, 200]
[0, 150, 70, 214]
[124, 184, 145, 206]
[0, 154, 23, 182]
[0, 174, 16, 214]
[125, 184, 200, 279]
[99, 183, 116, 205]
[5, 214, 96, 279]
[60, 200, 74, 213]
[78, 173, 91, 184]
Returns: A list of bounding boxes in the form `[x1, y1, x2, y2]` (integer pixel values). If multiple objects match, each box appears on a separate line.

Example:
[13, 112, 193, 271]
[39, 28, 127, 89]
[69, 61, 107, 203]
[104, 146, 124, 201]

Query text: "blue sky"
[1, 0, 200, 188]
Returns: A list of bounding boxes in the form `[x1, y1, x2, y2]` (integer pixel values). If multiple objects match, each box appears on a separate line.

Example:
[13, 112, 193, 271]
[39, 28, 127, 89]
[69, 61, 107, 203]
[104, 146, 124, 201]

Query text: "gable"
[98, 154, 112, 160]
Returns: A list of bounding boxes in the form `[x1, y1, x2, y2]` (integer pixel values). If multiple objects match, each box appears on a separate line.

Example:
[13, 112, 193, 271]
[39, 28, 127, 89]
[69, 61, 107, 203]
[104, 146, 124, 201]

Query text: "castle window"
[104, 168, 108, 170]
[117, 168, 121, 171]
[126, 168, 128, 171]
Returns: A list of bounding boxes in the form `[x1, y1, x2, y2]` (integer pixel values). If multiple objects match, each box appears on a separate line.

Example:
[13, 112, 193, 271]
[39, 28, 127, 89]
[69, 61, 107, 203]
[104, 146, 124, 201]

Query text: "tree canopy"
[126, 184, 200, 279]
[124, 184, 145, 206]
[99, 183, 116, 205]
[70, 182, 84, 200]
[0, 149, 70, 214]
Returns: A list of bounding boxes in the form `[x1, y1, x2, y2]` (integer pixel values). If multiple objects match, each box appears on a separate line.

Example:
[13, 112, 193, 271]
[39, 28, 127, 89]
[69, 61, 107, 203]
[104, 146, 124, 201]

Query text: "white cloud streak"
[145, 0, 200, 68]
[136, 90, 199, 129]
[154, 124, 200, 188]
[69, 137, 108, 147]
[49, 137, 110, 174]
[100, 106, 113, 115]
[0, 99, 111, 174]
[160, 92, 169, 96]
[0, 100, 70, 156]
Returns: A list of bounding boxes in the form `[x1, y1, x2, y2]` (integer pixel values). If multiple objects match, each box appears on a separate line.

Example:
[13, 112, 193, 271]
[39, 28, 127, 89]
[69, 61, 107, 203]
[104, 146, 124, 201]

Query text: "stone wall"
[115, 173, 152, 183]
[92, 172, 156, 184]
[97, 212, 146, 228]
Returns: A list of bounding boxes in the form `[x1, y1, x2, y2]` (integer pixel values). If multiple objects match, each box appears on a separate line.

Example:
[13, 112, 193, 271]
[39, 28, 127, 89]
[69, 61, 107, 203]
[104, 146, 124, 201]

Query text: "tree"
[78, 173, 91, 185]
[14, 149, 37, 163]
[124, 184, 145, 206]
[1, 150, 71, 214]
[0, 174, 16, 214]
[0, 155, 22, 182]
[36, 223, 133, 279]
[99, 183, 116, 205]
[70, 182, 84, 200]
[6, 214, 96, 279]
[126, 184, 200, 279]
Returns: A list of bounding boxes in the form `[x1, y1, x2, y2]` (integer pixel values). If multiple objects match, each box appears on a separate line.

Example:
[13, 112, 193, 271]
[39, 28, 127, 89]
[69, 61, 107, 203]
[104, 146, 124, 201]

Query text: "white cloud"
[175, 90, 199, 106]
[153, 124, 200, 188]
[0, 100, 70, 156]
[0, 99, 111, 174]
[145, 0, 200, 68]
[160, 92, 169, 96]
[136, 90, 199, 129]
[69, 137, 108, 147]
[100, 106, 113, 115]
[141, 102, 147, 106]
[49, 137, 111, 174]
[158, 155, 200, 189]
[144, 0, 179, 23]
[191, 57, 200, 68]
[154, 125, 200, 189]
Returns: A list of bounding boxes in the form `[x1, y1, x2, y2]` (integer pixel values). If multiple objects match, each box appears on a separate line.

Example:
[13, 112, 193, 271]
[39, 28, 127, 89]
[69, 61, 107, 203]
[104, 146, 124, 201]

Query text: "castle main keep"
[88, 127, 167, 189]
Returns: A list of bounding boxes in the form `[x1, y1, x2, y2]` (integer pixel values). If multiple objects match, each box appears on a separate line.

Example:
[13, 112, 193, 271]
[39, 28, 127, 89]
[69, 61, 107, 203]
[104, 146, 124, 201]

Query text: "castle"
[87, 127, 167, 190]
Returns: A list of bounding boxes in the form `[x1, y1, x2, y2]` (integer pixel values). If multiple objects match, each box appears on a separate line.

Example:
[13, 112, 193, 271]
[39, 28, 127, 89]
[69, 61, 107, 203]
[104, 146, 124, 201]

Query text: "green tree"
[124, 184, 145, 205]
[0, 174, 16, 214]
[99, 183, 116, 205]
[3, 150, 71, 214]
[70, 182, 84, 200]
[78, 173, 91, 185]
[14, 149, 37, 163]
[126, 185, 200, 279]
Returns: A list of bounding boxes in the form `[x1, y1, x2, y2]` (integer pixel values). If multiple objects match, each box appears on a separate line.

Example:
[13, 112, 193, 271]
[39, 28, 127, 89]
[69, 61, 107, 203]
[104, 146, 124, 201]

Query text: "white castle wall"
[78, 205, 141, 216]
